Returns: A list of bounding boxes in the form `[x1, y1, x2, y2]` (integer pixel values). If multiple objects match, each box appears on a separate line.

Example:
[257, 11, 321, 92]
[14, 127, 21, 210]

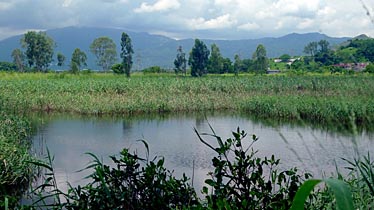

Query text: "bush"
[111, 63, 124, 74]
[142, 66, 165, 74]
[196, 128, 311, 210]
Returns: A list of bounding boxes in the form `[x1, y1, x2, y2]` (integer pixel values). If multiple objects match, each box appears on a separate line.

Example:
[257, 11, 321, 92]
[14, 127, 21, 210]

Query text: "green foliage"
[290, 179, 354, 210]
[208, 44, 224, 74]
[11, 48, 26, 72]
[111, 63, 124, 74]
[120, 32, 134, 77]
[90, 36, 117, 71]
[21, 31, 55, 72]
[71, 48, 87, 72]
[0, 62, 17, 71]
[174, 46, 187, 75]
[57, 52, 66, 67]
[0, 113, 34, 209]
[27, 142, 198, 209]
[1, 73, 374, 129]
[303, 41, 318, 57]
[189, 39, 210, 77]
[279, 54, 291, 62]
[348, 38, 374, 62]
[142, 66, 165, 74]
[365, 63, 374, 73]
[252, 44, 268, 73]
[196, 127, 310, 210]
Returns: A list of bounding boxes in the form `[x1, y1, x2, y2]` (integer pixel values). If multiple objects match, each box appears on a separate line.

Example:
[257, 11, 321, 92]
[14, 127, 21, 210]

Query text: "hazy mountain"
[0, 27, 350, 70]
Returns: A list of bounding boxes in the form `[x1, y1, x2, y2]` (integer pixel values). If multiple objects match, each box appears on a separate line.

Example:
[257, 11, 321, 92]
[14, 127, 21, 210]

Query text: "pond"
[31, 112, 374, 194]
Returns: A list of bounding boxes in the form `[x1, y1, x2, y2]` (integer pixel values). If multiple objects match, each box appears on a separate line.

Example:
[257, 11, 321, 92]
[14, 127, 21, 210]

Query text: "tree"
[21, 31, 55, 72]
[279, 54, 291, 62]
[207, 44, 223, 74]
[303, 42, 318, 57]
[174, 46, 187, 75]
[318, 40, 330, 53]
[233, 54, 242, 75]
[11, 48, 25, 72]
[90, 37, 117, 72]
[120, 32, 134, 77]
[57, 53, 66, 67]
[188, 39, 210, 77]
[252, 44, 268, 73]
[222, 58, 233, 74]
[71, 48, 87, 73]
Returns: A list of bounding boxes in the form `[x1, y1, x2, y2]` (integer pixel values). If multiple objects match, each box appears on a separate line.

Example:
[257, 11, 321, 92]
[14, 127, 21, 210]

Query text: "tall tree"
[11, 48, 25, 72]
[174, 46, 187, 75]
[90, 37, 117, 72]
[233, 54, 242, 75]
[188, 39, 210, 77]
[71, 48, 87, 73]
[208, 44, 223, 74]
[120, 32, 134, 77]
[21, 31, 55, 72]
[303, 42, 318, 57]
[252, 44, 268, 73]
[57, 53, 66, 67]
[318, 40, 330, 53]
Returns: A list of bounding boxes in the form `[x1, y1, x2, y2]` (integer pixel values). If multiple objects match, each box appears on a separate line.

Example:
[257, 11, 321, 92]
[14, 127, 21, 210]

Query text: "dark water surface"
[31, 112, 374, 193]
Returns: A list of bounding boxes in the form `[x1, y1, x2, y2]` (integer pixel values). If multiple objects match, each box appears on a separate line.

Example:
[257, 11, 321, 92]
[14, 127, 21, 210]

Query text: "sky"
[0, 0, 374, 41]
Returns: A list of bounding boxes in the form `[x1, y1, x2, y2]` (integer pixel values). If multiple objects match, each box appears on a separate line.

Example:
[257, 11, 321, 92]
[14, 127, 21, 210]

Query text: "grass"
[0, 72, 374, 129]
[0, 112, 35, 208]
[1, 71, 374, 208]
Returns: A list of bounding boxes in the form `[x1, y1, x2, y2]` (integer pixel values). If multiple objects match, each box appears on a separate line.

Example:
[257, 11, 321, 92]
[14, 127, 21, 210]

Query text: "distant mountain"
[0, 27, 350, 70]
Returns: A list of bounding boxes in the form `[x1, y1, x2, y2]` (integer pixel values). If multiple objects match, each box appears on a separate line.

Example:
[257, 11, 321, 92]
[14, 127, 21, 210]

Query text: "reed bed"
[0, 73, 373, 127]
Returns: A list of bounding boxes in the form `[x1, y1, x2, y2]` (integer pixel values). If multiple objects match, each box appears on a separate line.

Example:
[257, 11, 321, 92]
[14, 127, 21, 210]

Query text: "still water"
[32, 112, 374, 193]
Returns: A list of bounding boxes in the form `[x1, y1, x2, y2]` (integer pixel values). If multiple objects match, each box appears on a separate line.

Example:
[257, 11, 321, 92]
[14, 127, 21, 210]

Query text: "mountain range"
[0, 27, 351, 70]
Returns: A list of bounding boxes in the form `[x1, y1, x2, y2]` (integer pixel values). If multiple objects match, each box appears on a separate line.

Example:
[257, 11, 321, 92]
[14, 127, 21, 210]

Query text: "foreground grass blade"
[290, 178, 354, 210]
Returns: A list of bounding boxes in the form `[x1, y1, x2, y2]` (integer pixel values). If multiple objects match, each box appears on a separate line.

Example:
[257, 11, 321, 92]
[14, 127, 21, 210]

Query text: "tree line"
[6, 30, 270, 77]
[7, 30, 374, 76]
[9, 31, 134, 76]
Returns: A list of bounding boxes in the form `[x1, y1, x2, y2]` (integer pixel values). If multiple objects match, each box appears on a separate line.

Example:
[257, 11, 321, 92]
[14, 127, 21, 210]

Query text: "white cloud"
[297, 18, 314, 29]
[188, 14, 237, 30]
[134, 0, 180, 13]
[0, 0, 374, 40]
[238, 22, 260, 31]
[0, 2, 12, 11]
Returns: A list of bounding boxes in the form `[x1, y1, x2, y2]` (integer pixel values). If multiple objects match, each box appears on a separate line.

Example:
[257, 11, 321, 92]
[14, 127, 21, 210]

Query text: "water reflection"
[31, 112, 374, 194]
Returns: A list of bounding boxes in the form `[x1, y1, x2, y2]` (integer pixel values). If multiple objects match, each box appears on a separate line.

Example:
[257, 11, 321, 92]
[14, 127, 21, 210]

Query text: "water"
[31, 112, 374, 194]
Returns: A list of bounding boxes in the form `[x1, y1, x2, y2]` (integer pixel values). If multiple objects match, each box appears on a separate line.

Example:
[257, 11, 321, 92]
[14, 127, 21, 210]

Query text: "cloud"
[188, 14, 237, 30]
[134, 0, 180, 13]
[0, 0, 373, 41]
[238, 22, 260, 31]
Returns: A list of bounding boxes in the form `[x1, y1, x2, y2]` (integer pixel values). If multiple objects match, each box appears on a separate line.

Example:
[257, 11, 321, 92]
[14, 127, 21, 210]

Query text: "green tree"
[120, 32, 134, 77]
[70, 48, 87, 73]
[90, 37, 117, 72]
[222, 58, 233, 74]
[111, 63, 124, 74]
[57, 53, 66, 67]
[279, 54, 291, 62]
[303, 42, 318, 57]
[207, 43, 223, 74]
[252, 44, 268, 73]
[318, 40, 330, 53]
[233, 54, 242, 75]
[21, 31, 55, 72]
[11, 48, 25, 72]
[174, 46, 187, 75]
[188, 39, 210, 77]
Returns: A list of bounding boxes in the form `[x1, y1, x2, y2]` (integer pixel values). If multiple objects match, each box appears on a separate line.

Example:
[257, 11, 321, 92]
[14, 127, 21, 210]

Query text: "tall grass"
[0, 73, 374, 129]
[0, 112, 35, 208]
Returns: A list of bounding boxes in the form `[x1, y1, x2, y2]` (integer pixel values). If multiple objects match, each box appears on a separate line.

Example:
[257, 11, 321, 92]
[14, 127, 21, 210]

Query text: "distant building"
[333, 62, 369, 71]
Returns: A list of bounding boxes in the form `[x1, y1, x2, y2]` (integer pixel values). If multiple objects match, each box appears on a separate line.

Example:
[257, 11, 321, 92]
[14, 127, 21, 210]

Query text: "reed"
[0, 73, 373, 128]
